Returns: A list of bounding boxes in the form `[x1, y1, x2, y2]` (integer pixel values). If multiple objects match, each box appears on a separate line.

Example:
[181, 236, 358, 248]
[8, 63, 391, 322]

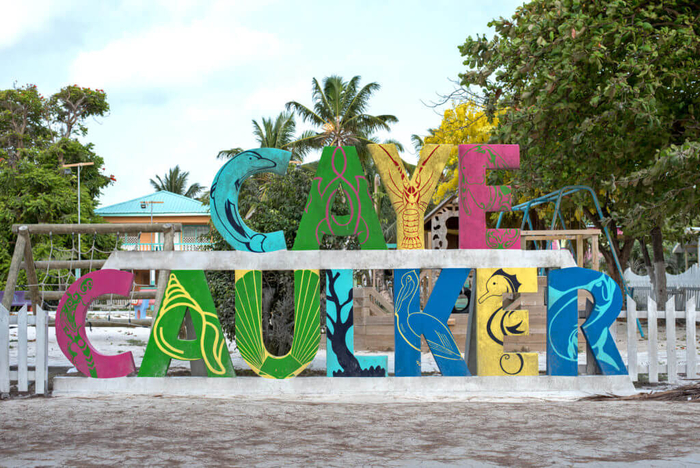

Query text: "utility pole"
[140, 200, 164, 285]
[62, 162, 95, 278]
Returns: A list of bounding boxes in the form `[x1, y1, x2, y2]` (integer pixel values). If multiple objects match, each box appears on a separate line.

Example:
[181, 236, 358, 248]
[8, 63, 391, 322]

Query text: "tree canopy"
[458, 0, 700, 298]
[423, 101, 496, 202]
[0, 84, 115, 283]
[285, 75, 401, 161]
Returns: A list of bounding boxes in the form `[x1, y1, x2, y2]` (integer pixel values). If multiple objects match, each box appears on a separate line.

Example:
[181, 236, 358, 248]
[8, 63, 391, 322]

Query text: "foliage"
[286, 75, 401, 162]
[457, 0, 700, 291]
[423, 101, 496, 202]
[618, 141, 700, 240]
[0, 84, 115, 285]
[150, 165, 206, 199]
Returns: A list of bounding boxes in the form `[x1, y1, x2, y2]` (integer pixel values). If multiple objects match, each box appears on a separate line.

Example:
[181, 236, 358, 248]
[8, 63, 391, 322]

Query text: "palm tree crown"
[217, 111, 308, 161]
[285, 75, 399, 156]
[150, 165, 205, 199]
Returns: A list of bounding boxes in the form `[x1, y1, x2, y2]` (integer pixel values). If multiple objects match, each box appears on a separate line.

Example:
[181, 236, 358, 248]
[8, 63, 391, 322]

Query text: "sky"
[1, 0, 524, 208]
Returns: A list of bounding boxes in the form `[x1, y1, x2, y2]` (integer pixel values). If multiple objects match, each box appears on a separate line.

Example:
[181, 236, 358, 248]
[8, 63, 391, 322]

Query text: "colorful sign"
[55, 144, 628, 382]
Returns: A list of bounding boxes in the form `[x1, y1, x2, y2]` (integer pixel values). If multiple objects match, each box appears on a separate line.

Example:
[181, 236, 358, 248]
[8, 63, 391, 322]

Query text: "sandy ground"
[1, 396, 700, 467]
[4, 311, 700, 466]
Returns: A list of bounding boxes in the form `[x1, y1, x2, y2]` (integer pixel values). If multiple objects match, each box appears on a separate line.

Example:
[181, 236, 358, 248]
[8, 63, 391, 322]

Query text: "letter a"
[139, 270, 235, 377]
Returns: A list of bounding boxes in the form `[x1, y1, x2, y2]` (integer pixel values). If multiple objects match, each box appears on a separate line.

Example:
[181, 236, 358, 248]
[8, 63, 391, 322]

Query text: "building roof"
[96, 191, 210, 217]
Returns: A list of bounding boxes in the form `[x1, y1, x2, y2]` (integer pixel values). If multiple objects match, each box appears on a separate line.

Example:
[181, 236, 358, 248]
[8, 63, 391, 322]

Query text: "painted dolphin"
[210, 148, 291, 253]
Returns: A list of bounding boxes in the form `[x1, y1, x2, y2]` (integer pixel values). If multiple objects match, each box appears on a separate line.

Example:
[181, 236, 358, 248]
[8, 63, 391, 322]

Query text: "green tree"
[458, 1, 700, 301]
[150, 165, 205, 199]
[285, 75, 401, 161]
[0, 84, 115, 284]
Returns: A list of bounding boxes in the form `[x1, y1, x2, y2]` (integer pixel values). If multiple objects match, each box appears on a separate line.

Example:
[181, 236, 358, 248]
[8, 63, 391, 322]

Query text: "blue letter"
[210, 148, 291, 252]
[547, 267, 626, 376]
[394, 268, 470, 376]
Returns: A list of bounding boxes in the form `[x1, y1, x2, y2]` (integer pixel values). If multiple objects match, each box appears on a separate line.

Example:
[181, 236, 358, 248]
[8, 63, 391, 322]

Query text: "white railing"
[121, 242, 211, 252]
[621, 296, 698, 383]
[0, 305, 49, 395]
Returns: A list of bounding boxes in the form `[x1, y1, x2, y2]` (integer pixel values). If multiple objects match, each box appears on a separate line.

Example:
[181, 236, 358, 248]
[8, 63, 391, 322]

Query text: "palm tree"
[217, 111, 310, 161]
[285, 75, 401, 160]
[150, 165, 205, 199]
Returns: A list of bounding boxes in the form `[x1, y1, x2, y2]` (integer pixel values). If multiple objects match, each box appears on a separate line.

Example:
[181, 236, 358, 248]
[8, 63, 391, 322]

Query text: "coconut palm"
[150, 165, 205, 199]
[217, 111, 310, 161]
[285, 75, 401, 160]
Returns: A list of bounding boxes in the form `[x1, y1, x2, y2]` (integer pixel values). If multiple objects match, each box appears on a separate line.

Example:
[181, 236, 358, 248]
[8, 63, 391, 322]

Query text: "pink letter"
[459, 144, 521, 249]
[56, 270, 136, 378]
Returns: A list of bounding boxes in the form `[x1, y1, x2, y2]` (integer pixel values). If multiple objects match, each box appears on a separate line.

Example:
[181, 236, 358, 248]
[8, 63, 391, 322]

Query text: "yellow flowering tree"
[423, 101, 495, 202]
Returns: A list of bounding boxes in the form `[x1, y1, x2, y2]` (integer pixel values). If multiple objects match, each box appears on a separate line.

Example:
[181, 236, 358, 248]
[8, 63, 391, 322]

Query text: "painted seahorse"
[478, 268, 527, 374]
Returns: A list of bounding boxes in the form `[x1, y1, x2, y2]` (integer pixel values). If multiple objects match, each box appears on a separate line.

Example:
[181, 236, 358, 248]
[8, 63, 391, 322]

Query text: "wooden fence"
[621, 296, 698, 383]
[0, 305, 49, 395]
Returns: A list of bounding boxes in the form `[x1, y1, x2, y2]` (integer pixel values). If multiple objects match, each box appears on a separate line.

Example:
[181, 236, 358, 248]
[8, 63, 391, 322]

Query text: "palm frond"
[217, 148, 244, 159]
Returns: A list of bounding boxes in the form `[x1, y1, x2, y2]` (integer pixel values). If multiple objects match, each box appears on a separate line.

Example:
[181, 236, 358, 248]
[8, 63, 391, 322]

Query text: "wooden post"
[18, 306, 28, 392]
[12, 223, 182, 235]
[2, 229, 27, 311]
[626, 296, 638, 381]
[576, 234, 584, 267]
[666, 297, 677, 383]
[648, 297, 658, 383]
[184, 311, 206, 376]
[584, 295, 598, 375]
[21, 229, 41, 312]
[591, 234, 599, 271]
[0, 304, 9, 395]
[153, 224, 175, 314]
[35, 306, 48, 395]
[686, 298, 697, 379]
[465, 272, 477, 375]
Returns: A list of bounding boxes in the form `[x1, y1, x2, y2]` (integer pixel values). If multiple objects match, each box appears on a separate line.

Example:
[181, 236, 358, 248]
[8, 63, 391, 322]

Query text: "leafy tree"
[422, 101, 497, 202]
[458, 0, 700, 301]
[0, 84, 115, 285]
[285, 75, 401, 161]
[150, 165, 205, 199]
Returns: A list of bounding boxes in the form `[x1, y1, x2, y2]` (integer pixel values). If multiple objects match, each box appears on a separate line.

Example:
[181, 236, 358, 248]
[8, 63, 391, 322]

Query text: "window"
[182, 225, 210, 243]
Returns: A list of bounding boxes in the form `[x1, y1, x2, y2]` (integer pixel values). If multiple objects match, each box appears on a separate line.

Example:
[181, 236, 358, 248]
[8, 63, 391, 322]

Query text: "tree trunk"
[650, 226, 667, 306]
[584, 208, 633, 294]
[639, 237, 655, 290]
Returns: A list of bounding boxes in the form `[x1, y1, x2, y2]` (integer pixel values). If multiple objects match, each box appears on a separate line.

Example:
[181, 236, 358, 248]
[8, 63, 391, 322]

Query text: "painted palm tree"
[285, 75, 401, 161]
[150, 165, 205, 199]
[217, 111, 310, 161]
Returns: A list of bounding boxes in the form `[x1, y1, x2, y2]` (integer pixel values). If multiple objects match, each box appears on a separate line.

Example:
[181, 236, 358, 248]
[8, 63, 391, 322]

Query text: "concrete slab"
[53, 375, 636, 400]
[102, 249, 577, 271]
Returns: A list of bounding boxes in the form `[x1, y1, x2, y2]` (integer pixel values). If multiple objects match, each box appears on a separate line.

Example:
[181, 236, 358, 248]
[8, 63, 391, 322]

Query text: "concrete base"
[53, 375, 637, 400]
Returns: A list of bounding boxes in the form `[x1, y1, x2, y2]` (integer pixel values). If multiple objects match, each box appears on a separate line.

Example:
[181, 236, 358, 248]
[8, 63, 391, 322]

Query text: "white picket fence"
[0, 305, 49, 395]
[621, 296, 698, 383]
